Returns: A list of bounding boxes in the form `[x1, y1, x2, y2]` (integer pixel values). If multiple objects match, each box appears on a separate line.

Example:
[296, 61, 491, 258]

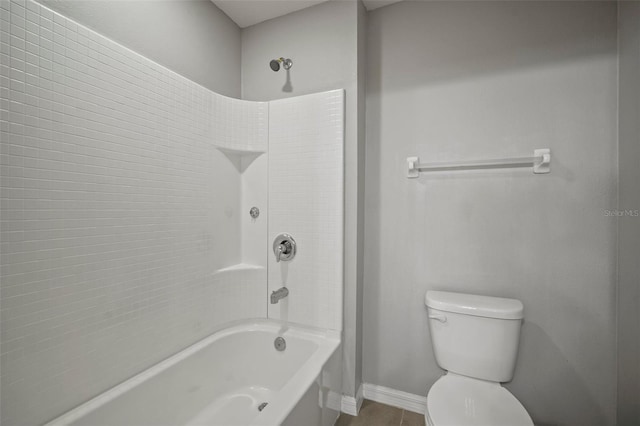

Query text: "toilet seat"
[425, 374, 533, 426]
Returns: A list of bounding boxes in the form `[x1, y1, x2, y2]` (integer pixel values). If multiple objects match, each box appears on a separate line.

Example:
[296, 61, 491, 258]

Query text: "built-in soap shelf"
[215, 146, 265, 173]
[215, 146, 265, 156]
[212, 263, 264, 277]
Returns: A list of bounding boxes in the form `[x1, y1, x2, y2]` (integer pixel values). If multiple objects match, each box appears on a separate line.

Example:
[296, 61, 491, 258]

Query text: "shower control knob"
[273, 233, 296, 263]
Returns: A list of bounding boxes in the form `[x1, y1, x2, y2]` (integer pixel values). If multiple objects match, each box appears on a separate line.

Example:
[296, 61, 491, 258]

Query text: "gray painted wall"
[39, 0, 241, 96]
[617, 2, 640, 425]
[363, 2, 618, 425]
[355, 0, 367, 399]
[241, 0, 365, 398]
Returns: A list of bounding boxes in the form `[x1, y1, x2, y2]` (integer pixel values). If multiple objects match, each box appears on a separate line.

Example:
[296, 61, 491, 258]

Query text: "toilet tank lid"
[425, 291, 524, 320]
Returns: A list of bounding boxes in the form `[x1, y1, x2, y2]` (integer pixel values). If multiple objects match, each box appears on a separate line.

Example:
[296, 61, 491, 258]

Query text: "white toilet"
[424, 291, 534, 426]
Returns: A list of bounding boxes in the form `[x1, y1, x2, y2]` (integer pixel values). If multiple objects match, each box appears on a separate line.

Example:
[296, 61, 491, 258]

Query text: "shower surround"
[0, 1, 345, 424]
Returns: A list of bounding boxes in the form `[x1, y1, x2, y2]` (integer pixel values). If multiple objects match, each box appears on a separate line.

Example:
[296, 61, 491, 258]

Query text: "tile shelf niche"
[215, 146, 266, 173]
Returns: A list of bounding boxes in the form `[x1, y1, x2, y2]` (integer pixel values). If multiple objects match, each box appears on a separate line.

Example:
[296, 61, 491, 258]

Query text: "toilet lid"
[427, 374, 533, 426]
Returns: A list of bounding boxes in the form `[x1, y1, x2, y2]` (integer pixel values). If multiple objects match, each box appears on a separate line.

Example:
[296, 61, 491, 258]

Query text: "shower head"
[270, 57, 292, 72]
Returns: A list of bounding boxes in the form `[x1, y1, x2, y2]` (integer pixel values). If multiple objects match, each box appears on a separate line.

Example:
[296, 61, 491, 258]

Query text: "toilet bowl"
[424, 291, 533, 426]
[425, 374, 532, 426]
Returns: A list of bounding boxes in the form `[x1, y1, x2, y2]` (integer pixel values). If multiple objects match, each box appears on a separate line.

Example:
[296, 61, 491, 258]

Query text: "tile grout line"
[399, 409, 405, 426]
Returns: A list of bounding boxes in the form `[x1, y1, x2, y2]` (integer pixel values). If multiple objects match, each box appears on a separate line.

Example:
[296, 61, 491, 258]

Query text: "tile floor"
[335, 400, 425, 426]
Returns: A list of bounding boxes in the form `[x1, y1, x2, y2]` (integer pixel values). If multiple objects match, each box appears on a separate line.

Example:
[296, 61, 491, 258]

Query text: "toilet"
[424, 291, 534, 426]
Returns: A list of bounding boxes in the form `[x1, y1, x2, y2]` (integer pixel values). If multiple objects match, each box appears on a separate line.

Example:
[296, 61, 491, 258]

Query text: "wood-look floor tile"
[400, 409, 426, 426]
[335, 413, 357, 426]
[334, 400, 404, 426]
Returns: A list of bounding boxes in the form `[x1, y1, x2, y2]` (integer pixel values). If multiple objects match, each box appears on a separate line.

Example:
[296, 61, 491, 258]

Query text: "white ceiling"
[212, 0, 403, 28]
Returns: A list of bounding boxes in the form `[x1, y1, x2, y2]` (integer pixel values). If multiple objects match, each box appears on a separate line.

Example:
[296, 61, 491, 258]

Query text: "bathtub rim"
[44, 318, 341, 426]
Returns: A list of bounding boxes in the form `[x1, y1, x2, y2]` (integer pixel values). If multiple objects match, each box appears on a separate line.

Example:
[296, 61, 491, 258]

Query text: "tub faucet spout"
[271, 287, 289, 304]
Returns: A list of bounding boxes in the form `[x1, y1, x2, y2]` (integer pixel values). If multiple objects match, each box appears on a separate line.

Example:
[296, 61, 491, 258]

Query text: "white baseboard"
[327, 390, 343, 413]
[362, 383, 427, 415]
[340, 384, 364, 416]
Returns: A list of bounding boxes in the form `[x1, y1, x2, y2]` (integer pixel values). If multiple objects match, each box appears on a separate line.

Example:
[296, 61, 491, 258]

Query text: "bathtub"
[46, 320, 342, 426]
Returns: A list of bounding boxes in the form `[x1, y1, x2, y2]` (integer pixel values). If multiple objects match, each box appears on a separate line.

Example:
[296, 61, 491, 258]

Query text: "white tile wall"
[213, 94, 267, 153]
[267, 90, 344, 331]
[0, 1, 267, 424]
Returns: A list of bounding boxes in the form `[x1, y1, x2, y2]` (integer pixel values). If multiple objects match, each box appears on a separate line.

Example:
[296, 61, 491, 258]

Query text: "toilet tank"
[425, 291, 524, 383]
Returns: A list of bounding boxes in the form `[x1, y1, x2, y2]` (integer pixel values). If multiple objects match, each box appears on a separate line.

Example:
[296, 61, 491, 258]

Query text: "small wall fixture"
[407, 149, 551, 178]
[269, 57, 293, 72]
[273, 233, 296, 262]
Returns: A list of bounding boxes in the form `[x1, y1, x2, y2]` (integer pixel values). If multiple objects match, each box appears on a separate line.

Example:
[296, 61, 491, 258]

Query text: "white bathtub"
[46, 320, 342, 426]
